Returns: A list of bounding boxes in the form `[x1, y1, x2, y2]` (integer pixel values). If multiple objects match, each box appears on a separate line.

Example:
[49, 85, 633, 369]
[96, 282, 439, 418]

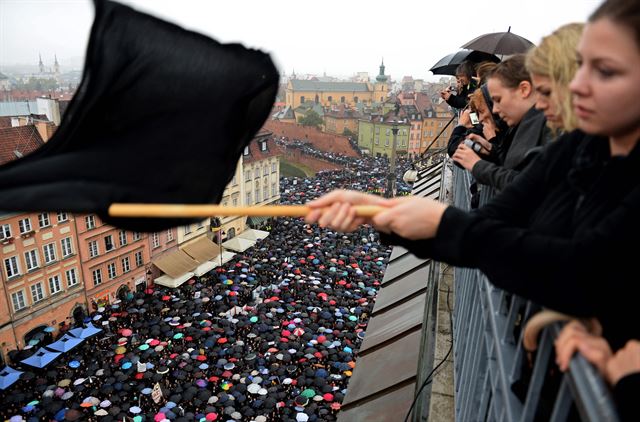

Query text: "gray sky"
[0, 0, 601, 81]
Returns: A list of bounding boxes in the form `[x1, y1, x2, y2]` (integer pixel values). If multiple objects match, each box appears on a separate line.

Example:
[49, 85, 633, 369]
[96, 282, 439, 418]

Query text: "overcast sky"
[0, 0, 601, 81]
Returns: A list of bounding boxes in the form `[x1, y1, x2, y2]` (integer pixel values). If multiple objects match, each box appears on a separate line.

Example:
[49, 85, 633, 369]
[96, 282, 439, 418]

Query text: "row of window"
[374, 128, 409, 136]
[245, 183, 279, 205]
[87, 230, 141, 258]
[4, 237, 75, 279]
[151, 229, 175, 248]
[92, 250, 144, 287]
[183, 220, 205, 236]
[374, 137, 408, 147]
[300, 95, 357, 104]
[11, 268, 79, 312]
[244, 162, 278, 181]
[0, 212, 69, 240]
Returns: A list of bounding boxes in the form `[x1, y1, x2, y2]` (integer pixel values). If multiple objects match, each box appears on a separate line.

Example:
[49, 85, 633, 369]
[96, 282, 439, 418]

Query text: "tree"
[342, 128, 356, 138]
[298, 110, 323, 128]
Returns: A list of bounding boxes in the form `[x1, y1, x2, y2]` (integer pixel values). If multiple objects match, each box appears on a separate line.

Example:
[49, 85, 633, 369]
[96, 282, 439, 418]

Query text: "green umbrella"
[301, 388, 316, 398]
[173, 333, 183, 339]
[139, 344, 149, 350]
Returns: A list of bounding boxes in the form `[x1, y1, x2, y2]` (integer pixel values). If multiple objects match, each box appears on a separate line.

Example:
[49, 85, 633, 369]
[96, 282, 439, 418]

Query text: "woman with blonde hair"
[526, 23, 584, 134]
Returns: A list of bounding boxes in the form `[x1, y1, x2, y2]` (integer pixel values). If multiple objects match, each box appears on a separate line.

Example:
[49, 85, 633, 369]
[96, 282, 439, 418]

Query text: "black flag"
[0, 0, 279, 231]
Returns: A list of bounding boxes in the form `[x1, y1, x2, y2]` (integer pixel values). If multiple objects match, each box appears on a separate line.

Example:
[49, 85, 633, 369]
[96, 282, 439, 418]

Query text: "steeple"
[38, 53, 45, 74]
[376, 57, 388, 83]
[291, 68, 297, 80]
[54, 54, 60, 74]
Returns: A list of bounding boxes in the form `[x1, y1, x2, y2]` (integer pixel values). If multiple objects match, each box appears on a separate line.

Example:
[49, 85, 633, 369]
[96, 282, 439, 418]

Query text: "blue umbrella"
[69, 361, 80, 369]
[0, 366, 23, 390]
[141, 388, 152, 395]
[68, 323, 102, 339]
[47, 335, 84, 353]
[44, 327, 55, 333]
[54, 408, 67, 421]
[21, 348, 61, 368]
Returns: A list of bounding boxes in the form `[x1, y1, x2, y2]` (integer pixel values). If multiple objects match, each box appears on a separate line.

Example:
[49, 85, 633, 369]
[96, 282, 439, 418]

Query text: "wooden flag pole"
[108, 203, 385, 218]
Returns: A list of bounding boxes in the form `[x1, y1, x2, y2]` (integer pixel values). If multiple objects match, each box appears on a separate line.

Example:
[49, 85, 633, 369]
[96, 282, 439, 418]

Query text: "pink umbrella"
[120, 328, 133, 337]
[205, 413, 218, 421]
[293, 328, 305, 336]
[155, 412, 166, 422]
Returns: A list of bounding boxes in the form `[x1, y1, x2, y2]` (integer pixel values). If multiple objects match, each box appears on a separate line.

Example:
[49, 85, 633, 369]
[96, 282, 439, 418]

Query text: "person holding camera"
[452, 55, 551, 191]
[440, 61, 477, 109]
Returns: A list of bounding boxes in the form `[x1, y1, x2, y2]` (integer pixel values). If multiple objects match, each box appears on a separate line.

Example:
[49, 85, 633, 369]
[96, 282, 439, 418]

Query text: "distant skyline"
[0, 0, 601, 81]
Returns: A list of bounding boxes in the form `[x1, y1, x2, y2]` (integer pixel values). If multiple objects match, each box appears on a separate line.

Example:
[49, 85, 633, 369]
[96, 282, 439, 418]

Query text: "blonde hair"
[526, 23, 584, 133]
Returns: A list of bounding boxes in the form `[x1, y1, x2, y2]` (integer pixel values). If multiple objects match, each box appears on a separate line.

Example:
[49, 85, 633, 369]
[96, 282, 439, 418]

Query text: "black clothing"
[614, 373, 640, 422]
[471, 107, 550, 191]
[0, 0, 279, 232]
[445, 80, 477, 109]
[382, 130, 640, 349]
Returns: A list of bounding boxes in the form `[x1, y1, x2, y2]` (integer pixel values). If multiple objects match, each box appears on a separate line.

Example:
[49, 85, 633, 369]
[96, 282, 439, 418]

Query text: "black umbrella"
[461, 27, 535, 55]
[429, 49, 500, 75]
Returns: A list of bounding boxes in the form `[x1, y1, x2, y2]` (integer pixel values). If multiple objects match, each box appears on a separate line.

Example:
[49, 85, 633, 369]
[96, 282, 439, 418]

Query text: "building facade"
[0, 211, 86, 359]
[357, 114, 410, 157]
[76, 214, 151, 306]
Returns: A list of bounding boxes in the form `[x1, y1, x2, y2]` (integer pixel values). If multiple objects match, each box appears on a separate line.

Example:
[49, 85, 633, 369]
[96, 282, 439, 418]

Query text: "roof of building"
[324, 104, 360, 120]
[290, 80, 371, 92]
[0, 125, 45, 165]
[272, 105, 295, 120]
[0, 116, 12, 129]
[0, 101, 39, 117]
[243, 131, 280, 164]
[338, 162, 444, 422]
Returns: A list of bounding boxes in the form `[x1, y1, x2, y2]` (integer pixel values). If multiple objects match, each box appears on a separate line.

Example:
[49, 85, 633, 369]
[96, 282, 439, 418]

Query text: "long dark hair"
[590, 0, 640, 48]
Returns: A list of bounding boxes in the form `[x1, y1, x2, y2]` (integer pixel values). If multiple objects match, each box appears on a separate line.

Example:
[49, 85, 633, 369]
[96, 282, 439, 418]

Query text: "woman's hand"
[452, 143, 483, 171]
[481, 118, 497, 140]
[372, 196, 448, 240]
[606, 340, 640, 385]
[554, 320, 612, 373]
[466, 133, 492, 152]
[458, 109, 473, 128]
[305, 190, 388, 232]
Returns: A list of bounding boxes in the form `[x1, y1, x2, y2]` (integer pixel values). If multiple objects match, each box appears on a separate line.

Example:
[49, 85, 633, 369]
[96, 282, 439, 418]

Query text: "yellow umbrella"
[58, 379, 71, 387]
[115, 346, 127, 354]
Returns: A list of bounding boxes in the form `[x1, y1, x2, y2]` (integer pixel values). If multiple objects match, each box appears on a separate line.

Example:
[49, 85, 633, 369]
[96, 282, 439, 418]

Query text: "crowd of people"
[0, 146, 415, 422]
[305, 0, 640, 420]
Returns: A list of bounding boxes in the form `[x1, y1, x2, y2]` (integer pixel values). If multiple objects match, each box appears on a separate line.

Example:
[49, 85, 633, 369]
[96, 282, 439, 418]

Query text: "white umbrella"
[296, 413, 309, 422]
[247, 384, 260, 394]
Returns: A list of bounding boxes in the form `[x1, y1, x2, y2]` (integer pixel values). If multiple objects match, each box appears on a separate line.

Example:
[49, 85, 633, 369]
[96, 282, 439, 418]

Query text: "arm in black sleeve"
[470, 159, 519, 191]
[447, 125, 468, 158]
[446, 94, 468, 109]
[613, 373, 640, 422]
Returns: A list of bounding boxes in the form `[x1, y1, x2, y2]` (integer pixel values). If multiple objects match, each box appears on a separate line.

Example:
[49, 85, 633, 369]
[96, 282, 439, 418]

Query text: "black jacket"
[382, 130, 640, 349]
[614, 373, 640, 422]
[445, 80, 477, 109]
[471, 106, 550, 191]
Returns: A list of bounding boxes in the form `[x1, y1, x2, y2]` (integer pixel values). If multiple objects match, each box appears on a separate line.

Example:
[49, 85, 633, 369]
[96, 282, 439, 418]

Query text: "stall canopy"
[222, 237, 256, 253]
[238, 228, 270, 241]
[68, 323, 103, 340]
[211, 251, 237, 269]
[154, 272, 195, 288]
[20, 348, 61, 368]
[47, 334, 84, 353]
[181, 236, 222, 277]
[152, 250, 199, 279]
[0, 366, 23, 390]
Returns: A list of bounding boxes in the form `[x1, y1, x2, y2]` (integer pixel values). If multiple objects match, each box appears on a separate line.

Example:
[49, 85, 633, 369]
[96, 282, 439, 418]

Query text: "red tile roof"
[243, 131, 281, 164]
[0, 125, 45, 165]
[0, 117, 12, 129]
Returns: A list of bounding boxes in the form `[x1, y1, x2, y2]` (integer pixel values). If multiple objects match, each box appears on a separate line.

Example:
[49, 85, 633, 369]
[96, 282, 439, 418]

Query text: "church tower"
[38, 53, 45, 74]
[373, 58, 389, 103]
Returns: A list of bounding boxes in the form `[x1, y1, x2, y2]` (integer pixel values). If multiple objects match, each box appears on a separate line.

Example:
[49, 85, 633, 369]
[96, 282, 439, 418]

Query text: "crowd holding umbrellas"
[0, 144, 413, 422]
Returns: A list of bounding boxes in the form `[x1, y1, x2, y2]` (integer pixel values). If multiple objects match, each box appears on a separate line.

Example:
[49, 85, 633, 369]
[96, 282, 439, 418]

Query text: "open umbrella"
[461, 27, 535, 55]
[429, 49, 500, 75]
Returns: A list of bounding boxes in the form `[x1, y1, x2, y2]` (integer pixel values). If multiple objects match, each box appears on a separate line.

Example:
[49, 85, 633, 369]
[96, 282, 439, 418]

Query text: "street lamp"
[386, 121, 399, 198]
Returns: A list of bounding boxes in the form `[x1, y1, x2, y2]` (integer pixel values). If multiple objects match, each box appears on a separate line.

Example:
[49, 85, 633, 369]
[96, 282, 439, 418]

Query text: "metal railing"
[451, 163, 620, 422]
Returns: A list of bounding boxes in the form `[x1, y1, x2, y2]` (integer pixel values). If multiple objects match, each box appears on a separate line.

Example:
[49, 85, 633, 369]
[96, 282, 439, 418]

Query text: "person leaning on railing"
[555, 320, 640, 421]
[305, 0, 640, 352]
[451, 55, 552, 191]
[440, 61, 477, 110]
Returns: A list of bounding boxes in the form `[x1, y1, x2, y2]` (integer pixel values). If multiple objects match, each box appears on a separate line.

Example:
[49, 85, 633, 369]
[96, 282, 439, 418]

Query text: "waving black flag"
[0, 0, 278, 231]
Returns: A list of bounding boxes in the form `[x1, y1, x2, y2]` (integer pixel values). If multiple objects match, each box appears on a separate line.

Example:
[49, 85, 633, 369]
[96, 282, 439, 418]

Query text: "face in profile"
[487, 77, 531, 127]
[570, 18, 640, 138]
[531, 73, 563, 128]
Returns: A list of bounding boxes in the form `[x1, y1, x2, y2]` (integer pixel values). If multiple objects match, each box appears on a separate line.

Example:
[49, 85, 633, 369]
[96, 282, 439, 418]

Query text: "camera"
[448, 85, 457, 92]
[469, 112, 480, 125]
[463, 138, 483, 153]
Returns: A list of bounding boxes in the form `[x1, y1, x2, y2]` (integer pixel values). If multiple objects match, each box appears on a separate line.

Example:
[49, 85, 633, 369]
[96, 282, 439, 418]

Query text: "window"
[38, 213, 50, 228]
[107, 262, 117, 279]
[85, 215, 96, 230]
[18, 218, 32, 234]
[264, 186, 269, 200]
[4, 256, 20, 278]
[135, 251, 143, 267]
[328, 96, 332, 102]
[255, 185, 262, 203]
[375, 136, 379, 145]
[24, 250, 39, 271]
[385, 138, 389, 146]
[0, 224, 11, 240]
[65, 268, 78, 287]
[243, 146, 250, 156]
[272, 183, 277, 197]
[104, 235, 114, 252]
[61, 237, 73, 257]
[245, 170, 251, 181]
[11, 291, 26, 311]
[166, 229, 174, 242]
[340, 96, 345, 103]
[43, 243, 56, 264]
[119, 230, 127, 246]
[56, 212, 68, 223]
[246, 192, 252, 205]
[152, 233, 160, 248]
[261, 141, 267, 152]
[386, 129, 390, 136]
[88, 240, 99, 258]
[263, 165, 268, 176]
[271, 162, 277, 173]
[183, 225, 192, 235]
[48, 275, 62, 295]
[354, 96, 359, 103]
[92, 269, 102, 286]
[122, 257, 130, 273]
[30, 282, 44, 303]
[254, 168, 260, 178]
[300, 96, 305, 103]
[132, 232, 141, 241]
[232, 197, 238, 206]
[197, 220, 204, 229]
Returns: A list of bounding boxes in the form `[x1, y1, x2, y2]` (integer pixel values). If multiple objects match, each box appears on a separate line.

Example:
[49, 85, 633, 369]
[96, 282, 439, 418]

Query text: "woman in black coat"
[305, 0, 640, 351]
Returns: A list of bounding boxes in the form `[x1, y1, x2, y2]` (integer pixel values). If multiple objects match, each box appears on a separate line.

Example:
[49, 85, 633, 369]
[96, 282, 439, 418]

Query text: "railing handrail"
[450, 161, 620, 422]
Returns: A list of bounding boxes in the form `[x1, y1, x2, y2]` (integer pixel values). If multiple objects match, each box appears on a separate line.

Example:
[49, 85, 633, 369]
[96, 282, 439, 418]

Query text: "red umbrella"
[323, 393, 334, 402]
[162, 295, 171, 301]
[331, 402, 341, 410]
[217, 338, 228, 344]
[196, 356, 207, 362]
[120, 329, 133, 337]
[221, 371, 233, 378]
[206, 413, 218, 421]
[149, 339, 160, 346]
